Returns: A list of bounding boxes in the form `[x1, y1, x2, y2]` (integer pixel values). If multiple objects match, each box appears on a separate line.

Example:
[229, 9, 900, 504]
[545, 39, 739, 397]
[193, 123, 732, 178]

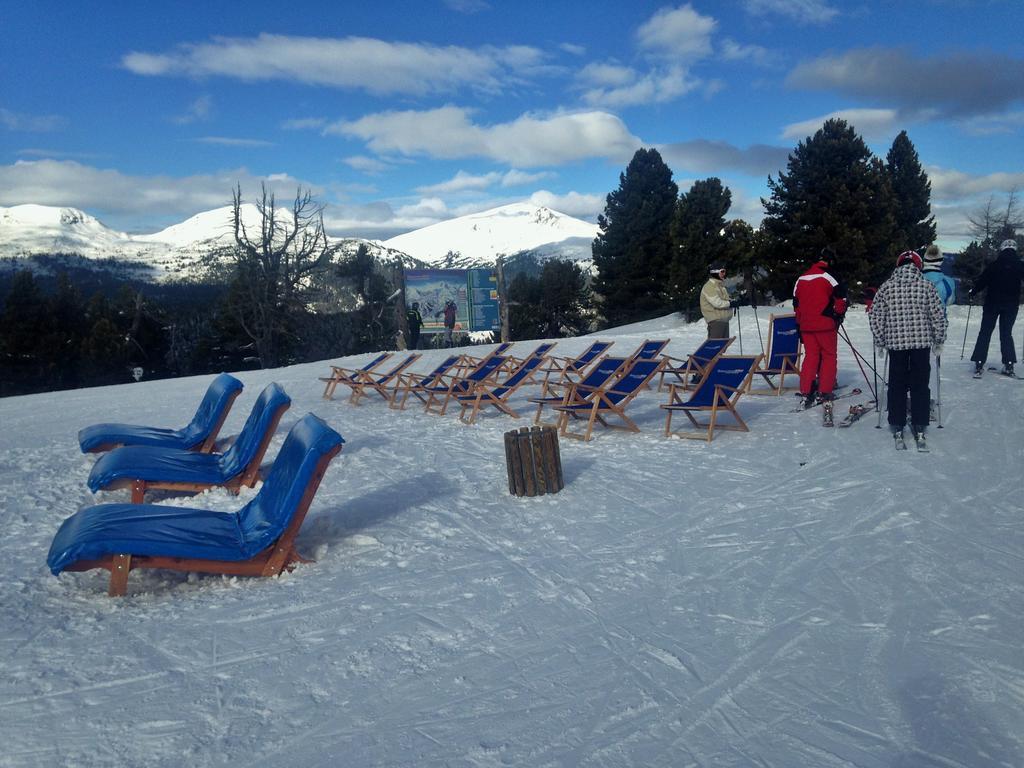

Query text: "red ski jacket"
[793, 261, 847, 332]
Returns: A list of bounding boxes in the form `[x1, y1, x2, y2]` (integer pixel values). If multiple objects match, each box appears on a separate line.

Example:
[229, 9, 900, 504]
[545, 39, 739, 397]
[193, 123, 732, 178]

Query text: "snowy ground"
[1, 306, 1022, 767]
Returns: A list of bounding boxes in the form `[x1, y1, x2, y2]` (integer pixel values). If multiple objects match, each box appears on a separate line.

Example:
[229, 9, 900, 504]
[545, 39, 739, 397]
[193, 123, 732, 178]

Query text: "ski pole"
[873, 343, 879, 420]
[838, 327, 876, 400]
[876, 350, 888, 429]
[753, 303, 764, 355]
[960, 300, 972, 359]
[935, 355, 943, 428]
[735, 306, 743, 353]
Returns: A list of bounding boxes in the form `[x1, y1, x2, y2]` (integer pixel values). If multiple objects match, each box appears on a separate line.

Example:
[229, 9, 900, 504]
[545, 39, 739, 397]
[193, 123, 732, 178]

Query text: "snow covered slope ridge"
[382, 202, 598, 266]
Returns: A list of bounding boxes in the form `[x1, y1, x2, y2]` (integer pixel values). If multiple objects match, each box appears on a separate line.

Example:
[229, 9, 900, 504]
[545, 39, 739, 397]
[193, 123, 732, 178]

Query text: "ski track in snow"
[0, 306, 1022, 767]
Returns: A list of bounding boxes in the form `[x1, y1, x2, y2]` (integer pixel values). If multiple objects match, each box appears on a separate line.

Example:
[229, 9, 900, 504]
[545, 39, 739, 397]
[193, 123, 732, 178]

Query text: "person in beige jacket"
[700, 262, 743, 338]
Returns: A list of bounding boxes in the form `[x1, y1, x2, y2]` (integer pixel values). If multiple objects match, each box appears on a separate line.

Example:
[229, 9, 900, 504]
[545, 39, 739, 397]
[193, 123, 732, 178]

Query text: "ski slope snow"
[0, 305, 1021, 767]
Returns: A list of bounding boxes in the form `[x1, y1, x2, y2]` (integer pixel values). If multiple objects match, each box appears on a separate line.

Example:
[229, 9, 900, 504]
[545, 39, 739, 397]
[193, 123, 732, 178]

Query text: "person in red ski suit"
[793, 251, 847, 404]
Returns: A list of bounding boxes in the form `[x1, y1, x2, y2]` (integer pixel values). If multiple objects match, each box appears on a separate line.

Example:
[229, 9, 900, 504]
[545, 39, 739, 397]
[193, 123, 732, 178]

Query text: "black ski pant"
[970, 302, 1019, 365]
[887, 348, 931, 429]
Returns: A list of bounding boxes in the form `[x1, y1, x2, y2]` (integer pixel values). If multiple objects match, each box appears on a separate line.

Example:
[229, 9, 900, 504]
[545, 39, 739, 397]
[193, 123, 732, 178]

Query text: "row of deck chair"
[52, 378, 346, 596]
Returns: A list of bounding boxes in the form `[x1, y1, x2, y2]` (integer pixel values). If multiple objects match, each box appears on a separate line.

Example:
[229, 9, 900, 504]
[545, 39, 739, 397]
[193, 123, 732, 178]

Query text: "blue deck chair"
[661, 354, 762, 442]
[388, 354, 463, 410]
[421, 355, 509, 415]
[78, 373, 244, 454]
[332, 353, 422, 405]
[750, 313, 801, 395]
[553, 357, 664, 441]
[454, 341, 514, 374]
[86, 383, 292, 504]
[538, 340, 614, 392]
[529, 356, 629, 426]
[456, 355, 549, 424]
[629, 338, 670, 361]
[49, 413, 344, 597]
[657, 336, 735, 392]
[320, 352, 393, 400]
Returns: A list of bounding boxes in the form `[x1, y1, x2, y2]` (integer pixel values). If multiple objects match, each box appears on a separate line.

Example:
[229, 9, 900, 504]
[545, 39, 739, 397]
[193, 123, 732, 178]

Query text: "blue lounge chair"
[629, 338, 670, 361]
[750, 313, 801, 395]
[78, 373, 244, 454]
[657, 336, 735, 392]
[87, 382, 292, 503]
[421, 355, 509, 416]
[321, 352, 393, 399]
[553, 357, 664, 441]
[498, 341, 558, 380]
[332, 353, 422, 405]
[48, 413, 344, 597]
[456, 355, 549, 424]
[661, 354, 762, 442]
[529, 355, 628, 426]
[539, 340, 614, 392]
[387, 354, 463, 410]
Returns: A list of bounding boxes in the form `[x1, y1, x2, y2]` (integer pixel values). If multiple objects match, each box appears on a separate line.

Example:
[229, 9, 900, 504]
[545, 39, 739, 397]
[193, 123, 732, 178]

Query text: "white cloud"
[0, 108, 64, 132]
[528, 190, 603, 219]
[343, 155, 394, 174]
[956, 110, 1024, 136]
[0, 159, 310, 230]
[415, 169, 555, 195]
[743, 0, 839, 24]
[122, 34, 549, 97]
[560, 43, 587, 57]
[194, 136, 273, 147]
[578, 62, 637, 88]
[282, 117, 328, 131]
[926, 166, 1024, 202]
[720, 39, 779, 68]
[781, 108, 902, 141]
[636, 4, 717, 61]
[328, 107, 640, 166]
[172, 95, 212, 125]
[580, 65, 699, 108]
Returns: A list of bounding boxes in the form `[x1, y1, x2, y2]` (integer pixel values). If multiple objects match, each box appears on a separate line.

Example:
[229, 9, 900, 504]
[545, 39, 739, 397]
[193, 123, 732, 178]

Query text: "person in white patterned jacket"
[869, 250, 948, 445]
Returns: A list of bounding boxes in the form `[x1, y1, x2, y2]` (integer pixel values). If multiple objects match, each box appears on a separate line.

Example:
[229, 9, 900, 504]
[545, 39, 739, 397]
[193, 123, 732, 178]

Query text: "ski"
[822, 401, 834, 427]
[973, 369, 983, 379]
[837, 402, 874, 428]
[987, 366, 1023, 380]
[790, 387, 861, 413]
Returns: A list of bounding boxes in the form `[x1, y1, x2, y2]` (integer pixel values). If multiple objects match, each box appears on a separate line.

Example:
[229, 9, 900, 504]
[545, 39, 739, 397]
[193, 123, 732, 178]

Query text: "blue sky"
[2, 0, 1023, 248]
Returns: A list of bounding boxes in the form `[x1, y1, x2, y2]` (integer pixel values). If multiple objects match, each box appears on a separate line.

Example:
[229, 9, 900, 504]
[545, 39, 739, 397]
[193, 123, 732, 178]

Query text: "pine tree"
[886, 130, 935, 252]
[669, 178, 731, 318]
[761, 118, 897, 299]
[538, 260, 592, 337]
[592, 148, 678, 327]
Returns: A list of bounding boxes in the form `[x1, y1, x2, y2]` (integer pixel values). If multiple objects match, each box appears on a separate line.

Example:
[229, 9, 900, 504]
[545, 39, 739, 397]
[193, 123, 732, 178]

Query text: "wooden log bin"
[503, 425, 564, 497]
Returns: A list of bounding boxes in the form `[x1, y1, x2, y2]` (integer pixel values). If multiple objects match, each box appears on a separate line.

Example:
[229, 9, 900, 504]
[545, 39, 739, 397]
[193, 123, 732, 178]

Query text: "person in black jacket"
[405, 301, 423, 350]
[969, 239, 1024, 376]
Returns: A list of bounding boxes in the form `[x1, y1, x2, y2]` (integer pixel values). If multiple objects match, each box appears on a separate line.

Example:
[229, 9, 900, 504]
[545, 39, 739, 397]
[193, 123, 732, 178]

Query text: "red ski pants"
[799, 329, 838, 396]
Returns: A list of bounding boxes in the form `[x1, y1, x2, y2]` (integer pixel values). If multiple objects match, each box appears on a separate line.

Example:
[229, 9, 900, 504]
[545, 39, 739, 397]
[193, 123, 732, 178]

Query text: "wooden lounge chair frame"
[61, 437, 342, 597]
[554, 357, 665, 441]
[661, 354, 762, 442]
[456, 355, 549, 424]
[538, 340, 614, 394]
[657, 337, 735, 392]
[387, 354, 463, 410]
[452, 342, 514, 375]
[495, 341, 557, 381]
[529, 355, 629, 427]
[320, 352, 393, 400]
[420, 355, 508, 416]
[337, 353, 422, 405]
[749, 313, 802, 395]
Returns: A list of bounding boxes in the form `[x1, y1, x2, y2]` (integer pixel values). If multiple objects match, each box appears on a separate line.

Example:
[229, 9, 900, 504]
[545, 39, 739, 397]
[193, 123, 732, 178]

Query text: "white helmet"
[1000, 238, 1018, 252]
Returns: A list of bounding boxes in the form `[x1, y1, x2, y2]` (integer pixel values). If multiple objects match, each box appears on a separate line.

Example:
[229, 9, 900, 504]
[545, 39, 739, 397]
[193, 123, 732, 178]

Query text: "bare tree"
[227, 184, 341, 368]
[967, 188, 1023, 251]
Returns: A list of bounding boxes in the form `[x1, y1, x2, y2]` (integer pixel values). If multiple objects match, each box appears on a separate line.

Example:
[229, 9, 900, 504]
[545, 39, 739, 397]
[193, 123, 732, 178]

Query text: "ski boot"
[822, 399, 834, 427]
[892, 425, 907, 450]
[1002, 362, 1015, 377]
[973, 361, 984, 379]
[912, 425, 929, 452]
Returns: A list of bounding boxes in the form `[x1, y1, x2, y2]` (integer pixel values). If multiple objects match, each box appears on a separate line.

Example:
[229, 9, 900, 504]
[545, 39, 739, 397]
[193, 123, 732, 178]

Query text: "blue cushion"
[78, 373, 243, 453]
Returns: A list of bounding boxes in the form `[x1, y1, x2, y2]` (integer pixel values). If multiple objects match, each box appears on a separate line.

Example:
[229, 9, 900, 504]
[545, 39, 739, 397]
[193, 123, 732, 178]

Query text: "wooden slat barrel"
[503, 425, 564, 497]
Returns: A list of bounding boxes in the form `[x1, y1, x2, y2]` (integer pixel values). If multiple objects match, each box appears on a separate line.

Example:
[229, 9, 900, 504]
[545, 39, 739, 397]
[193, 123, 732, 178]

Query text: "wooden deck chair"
[629, 338, 670, 361]
[320, 352, 393, 400]
[749, 313, 802, 395]
[48, 413, 344, 597]
[529, 355, 628, 426]
[421, 355, 509, 416]
[332, 353, 422, 405]
[86, 382, 291, 504]
[453, 341, 514, 374]
[495, 341, 557, 382]
[553, 357, 665, 441]
[456, 355, 549, 424]
[538, 340, 614, 393]
[78, 373, 244, 454]
[657, 337, 735, 392]
[387, 354, 463, 410]
[661, 354, 762, 442]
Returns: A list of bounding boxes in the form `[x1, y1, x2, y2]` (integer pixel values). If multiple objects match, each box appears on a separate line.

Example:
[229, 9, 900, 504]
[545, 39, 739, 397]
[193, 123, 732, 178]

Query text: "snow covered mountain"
[382, 202, 598, 268]
[0, 201, 596, 281]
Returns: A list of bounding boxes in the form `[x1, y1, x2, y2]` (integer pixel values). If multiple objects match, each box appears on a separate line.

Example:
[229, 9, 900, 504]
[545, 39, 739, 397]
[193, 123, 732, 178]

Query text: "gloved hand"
[932, 344, 943, 358]
[729, 298, 743, 309]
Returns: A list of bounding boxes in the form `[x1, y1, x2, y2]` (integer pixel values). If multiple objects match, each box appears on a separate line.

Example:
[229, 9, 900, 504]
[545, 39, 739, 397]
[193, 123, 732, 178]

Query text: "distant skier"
[793, 247, 848, 419]
[405, 301, 423, 350]
[969, 239, 1023, 377]
[699, 262, 745, 339]
[921, 245, 955, 313]
[870, 250, 947, 450]
[442, 300, 457, 348]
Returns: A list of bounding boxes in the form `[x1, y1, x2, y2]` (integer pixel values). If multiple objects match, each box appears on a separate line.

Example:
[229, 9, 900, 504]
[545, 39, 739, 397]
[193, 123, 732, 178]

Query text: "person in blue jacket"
[921, 245, 955, 313]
